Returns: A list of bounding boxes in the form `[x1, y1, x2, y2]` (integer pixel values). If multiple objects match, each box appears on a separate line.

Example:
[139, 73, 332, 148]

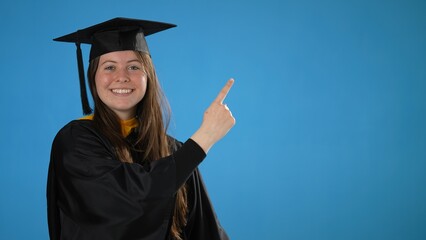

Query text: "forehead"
[99, 50, 140, 62]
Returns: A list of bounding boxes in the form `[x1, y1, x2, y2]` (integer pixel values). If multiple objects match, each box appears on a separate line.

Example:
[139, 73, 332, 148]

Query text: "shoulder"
[54, 119, 106, 144]
[51, 120, 118, 177]
[54, 120, 93, 150]
[52, 119, 114, 159]
[56, 119, 95, 138]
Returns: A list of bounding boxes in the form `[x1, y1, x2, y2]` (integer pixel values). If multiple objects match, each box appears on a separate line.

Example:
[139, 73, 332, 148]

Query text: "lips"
[111, 89, 133, 94]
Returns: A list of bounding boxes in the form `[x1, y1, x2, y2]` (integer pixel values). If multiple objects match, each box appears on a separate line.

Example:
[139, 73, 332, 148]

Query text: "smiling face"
[95, 50, 147, 120]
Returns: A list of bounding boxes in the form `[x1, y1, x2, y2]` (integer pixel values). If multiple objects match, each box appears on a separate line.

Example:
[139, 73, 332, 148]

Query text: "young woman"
[47, 18, 235, 240]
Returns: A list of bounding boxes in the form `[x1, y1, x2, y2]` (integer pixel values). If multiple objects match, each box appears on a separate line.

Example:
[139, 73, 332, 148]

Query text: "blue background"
[1, 0, 425, 239]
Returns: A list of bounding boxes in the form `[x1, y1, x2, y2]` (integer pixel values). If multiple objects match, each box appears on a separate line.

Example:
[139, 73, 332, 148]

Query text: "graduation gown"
[47, 119, 229, 240]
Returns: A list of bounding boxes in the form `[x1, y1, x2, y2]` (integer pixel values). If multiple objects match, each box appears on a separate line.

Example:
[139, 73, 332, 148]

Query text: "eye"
[128, 65, 141, 71]
[104, 65, 115, 71]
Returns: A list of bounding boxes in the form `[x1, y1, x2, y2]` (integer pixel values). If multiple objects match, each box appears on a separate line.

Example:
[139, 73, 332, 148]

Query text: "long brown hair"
[87, 51, 187, 240]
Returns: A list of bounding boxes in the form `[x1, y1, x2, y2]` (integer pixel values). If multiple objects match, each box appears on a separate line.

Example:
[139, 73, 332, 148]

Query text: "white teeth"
[112, 89, 132, 94]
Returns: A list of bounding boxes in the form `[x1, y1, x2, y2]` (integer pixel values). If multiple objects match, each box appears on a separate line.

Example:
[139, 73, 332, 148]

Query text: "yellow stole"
[80, 115, 138, 137]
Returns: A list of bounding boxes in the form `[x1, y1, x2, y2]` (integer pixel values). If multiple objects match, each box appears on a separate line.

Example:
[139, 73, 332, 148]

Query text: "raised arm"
[191, 79, 236, 153]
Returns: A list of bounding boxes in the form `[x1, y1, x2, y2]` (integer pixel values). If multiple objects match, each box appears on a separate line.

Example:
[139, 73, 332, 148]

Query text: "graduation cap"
[54, 17, 176, 115]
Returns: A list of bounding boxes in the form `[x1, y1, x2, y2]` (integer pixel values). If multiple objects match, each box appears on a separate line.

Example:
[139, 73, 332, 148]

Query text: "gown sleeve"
[183, 168, 230, 240]
[47, 120, 205, 240]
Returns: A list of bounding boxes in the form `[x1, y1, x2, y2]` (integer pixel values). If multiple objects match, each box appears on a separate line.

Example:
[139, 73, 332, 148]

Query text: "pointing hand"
[191, 79, 236, 153]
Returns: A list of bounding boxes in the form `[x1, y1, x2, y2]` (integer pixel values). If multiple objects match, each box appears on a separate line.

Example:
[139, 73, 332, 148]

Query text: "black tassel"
[76, 42, 92, 115]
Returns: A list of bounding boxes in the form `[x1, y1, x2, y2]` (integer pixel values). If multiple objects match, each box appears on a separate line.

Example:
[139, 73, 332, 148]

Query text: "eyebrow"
[100, 59, 142, 65]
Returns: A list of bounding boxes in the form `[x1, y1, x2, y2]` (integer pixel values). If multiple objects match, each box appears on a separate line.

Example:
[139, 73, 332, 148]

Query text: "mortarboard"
[54, 17, 176, 115]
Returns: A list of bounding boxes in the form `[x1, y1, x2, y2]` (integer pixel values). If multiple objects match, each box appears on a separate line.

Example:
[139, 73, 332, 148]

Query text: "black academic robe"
[47, 120, 229, 240]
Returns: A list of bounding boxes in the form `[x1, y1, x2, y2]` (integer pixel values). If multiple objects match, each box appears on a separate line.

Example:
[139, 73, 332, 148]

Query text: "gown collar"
[79, 114, 138, 137]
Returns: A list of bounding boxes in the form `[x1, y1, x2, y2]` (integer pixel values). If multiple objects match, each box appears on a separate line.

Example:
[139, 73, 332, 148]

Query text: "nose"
[115, 68, 130, 82]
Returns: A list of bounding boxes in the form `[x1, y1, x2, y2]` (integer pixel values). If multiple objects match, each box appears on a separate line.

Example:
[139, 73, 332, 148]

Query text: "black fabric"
[53, 17, 176, 60]
[89, 28, 149, 60]
[75, 43, 92, 115]
[47, 120, 229, 240]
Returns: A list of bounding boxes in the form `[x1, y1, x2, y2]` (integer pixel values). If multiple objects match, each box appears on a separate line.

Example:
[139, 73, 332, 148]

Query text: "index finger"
[214, 79, 234, 104]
